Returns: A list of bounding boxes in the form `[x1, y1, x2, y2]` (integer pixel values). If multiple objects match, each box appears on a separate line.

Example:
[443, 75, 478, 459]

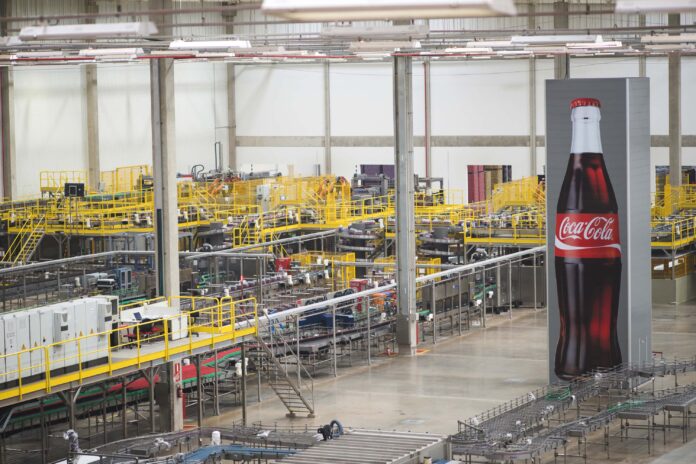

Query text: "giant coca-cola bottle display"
[554, 98, 622, 380]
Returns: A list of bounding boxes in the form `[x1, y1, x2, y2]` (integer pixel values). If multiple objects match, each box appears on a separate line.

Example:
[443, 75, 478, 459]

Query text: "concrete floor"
[203, 303, 696, 462]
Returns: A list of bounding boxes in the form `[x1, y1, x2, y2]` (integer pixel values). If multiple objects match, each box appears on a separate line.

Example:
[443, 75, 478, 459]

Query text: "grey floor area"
[204, 303, 696, 461]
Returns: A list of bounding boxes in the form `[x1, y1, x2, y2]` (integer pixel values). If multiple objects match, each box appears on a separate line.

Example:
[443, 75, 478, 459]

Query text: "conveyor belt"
[280, 429, 447, 464]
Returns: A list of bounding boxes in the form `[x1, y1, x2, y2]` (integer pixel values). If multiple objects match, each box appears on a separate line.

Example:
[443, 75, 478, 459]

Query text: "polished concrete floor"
[204, 303, 696, 462]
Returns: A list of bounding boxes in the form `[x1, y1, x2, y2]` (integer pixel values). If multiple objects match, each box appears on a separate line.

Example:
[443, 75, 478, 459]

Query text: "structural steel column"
[423, 59, 432, 186]
[528, 2, 537, 176]
[393, 56, 417, 356]
[0, 68, 16, 200]
[639, 15, 647, 78]
[150, 58, 180, 297]
[0, 0, 14, 200]
[529, 57, 537, 176]
[323, 62, 332, 174]
[150, 0, 173, 37]
[82, 64, 100, 191]
[553, 1, 570, 80]
[668, 14, 682, 194]
[227, 64, 238, 170]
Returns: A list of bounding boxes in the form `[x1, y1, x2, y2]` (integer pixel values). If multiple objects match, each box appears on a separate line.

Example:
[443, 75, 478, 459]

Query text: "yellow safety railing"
[651, 216, 696, 249]
[40, 170, 87, 197]
[0, 297, 257, 403]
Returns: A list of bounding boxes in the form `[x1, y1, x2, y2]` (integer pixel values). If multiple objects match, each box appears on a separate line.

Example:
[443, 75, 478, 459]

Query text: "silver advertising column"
[546, 78, 651, 383]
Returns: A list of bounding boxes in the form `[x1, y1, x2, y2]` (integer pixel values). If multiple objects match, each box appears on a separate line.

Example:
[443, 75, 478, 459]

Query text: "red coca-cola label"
[555, 213, 621, 259]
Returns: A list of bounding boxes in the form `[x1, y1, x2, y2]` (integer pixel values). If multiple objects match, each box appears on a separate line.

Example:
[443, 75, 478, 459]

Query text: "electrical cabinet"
[0, 318, 5, 383]
[52, 308, 70, 370]
[168, 315, 189, 341]
[39, 307, 55, 374]
[13, 312, 30, 380]
[27, 309, 43, 376]
[3, 315, 18, 382]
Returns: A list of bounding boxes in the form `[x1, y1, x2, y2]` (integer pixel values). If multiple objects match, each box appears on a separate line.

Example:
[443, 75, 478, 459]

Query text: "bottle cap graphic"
[571, 98, 601, 109]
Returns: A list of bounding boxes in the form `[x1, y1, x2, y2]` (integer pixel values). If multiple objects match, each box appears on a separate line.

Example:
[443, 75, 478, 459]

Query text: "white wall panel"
[236, 64, 324, 137]
[683, 58, 696, 135]
[647, 57, 669, 135]
[174, 61, 227, 173]
[237, 147, 323, 177]
[331, 147, 394, 179]
[331, 63, 393, 136]
[97, 62, 151, 171]
[13, 66, 85, 197]
[431, 60, 530, 136]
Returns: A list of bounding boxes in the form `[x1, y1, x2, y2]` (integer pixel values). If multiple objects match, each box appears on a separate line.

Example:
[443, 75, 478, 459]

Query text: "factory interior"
[1, 0, 696, 463]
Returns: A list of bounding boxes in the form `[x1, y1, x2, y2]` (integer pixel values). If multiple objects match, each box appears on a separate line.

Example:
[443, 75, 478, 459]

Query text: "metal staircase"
[253, 325, 315, 418]
[1, 216, 45, 266]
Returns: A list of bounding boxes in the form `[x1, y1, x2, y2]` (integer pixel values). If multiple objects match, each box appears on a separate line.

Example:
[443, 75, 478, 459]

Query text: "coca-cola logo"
[554, 213, 621, 259]
[558, 216, 616, 242]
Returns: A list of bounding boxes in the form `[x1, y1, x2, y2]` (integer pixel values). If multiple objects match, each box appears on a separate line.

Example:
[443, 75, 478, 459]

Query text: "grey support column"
[529, 57, 537, 176]
[639, 15, 647, 78]
[150, 58, 180, 297]
[668, 14, 682, 196]
[423, 58, 432, 186]
[553, 1, 570, 80]
[393, 56, 417, 356]
[150, 0, 173, 37]
[155, 361, 184, 432]
[0, 68, 16, 200]
[224, 5, 238, 171]
[528, 3, 537, 175]
[227, 65, 237, 171]
[82, 64, 100, 191]
[324, 61, 332, 174]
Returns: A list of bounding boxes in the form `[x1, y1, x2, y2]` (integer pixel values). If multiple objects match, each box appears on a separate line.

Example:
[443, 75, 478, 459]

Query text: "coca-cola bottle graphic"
[554, 98, 622, 380]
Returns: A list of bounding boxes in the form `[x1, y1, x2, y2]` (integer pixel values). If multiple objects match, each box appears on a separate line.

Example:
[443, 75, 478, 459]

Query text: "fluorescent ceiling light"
[321, 24, 429, 38]
[19, 22, 157, 40]
[641, 33, 696, 44]
[150, 50, 194, 56]
[349, 40, 421, 51]
[78, 48, 144, 57]
[466, 40, 512, 48]
[645, 43, 695, 51]
[512, 35, 599, 45]
[497, 50, 531, 56]
[445, 47, 493, 54]
[262, 0, 517, 21]
[244, 46, 288, 54]
[0, 36, 22, 46]
[169, 39, 251, 50]
[525, 46, 568, 54]
[616, 0, 696, 13]
[15, 51, 65, 58]
[567, 40, 622, 49]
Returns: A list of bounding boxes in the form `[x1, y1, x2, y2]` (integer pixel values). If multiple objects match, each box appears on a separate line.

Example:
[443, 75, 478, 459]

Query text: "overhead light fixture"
[169, 39, 251, 50]
[349, 40, 421, 52]
[15, 51, 66, 58]
[321, 24, 429, 39]
[466, 40, 512, 48]
[512, 35, 599, 45]
[79, 48, 144, 58]
[567, 40, 622, 49]
[525, 46, 568, 54]
[19, 21, 157, 41]
[497, 50, 531, 56]
[244, 46, 288, 54]
[641, 33, 696, 44]
[262, 0, 517, 21]
[445, 47, 493, 54]
[615, 0, 696, 13]
[645, 43, 695, 51]
[0, 36, 22, 47]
